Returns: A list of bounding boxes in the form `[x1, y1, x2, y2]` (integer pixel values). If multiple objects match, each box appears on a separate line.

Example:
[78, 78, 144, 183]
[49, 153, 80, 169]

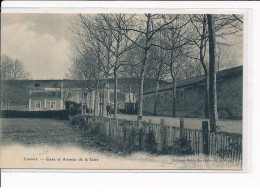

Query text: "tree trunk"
[200, 14, 209, 119]
[113, 69, 118, 119]
[137, 14, 150, 123]
[138, 69, 145, 122]
[99, 90, 102, 116]
[207, 14, 218, 131]
[153, 78, 160, 116]
[129, 79, 132, 93]
[172, 80, 177, 117]
[102, 86, 105, 117]
[204, 73, 209, 119]
[85, 92, 88, 115]
[81, 91, 84, 115]
[94, 83, 99, 117]
[137, 49, 148, 122]
[102, 78, 107, 117]
[63, 99, 66, 110]
[89, 91, 92, 115]
[93, 91, 96, 116]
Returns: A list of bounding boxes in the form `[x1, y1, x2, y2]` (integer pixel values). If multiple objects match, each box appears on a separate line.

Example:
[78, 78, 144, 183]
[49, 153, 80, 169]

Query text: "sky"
[1, 13, 243, 80]
[2, 13, 75, 79]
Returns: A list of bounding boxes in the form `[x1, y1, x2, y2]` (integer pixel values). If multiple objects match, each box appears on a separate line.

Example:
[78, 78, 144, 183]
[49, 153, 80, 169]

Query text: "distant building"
[1, 78, 161, 113]
[28, 81, 84, 111]
[143, 66, 243, 120]
[125, 93, 136, 103]
[29, 88, 63, 111]
[84, 83, 124, 115]
[27, 81, 128, 114]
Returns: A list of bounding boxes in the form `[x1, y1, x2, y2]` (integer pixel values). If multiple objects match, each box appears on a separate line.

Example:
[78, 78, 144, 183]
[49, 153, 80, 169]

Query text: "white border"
[243, 8, 252, 174]
[1, 0, 258, 188]
[1, 5, 250, 173]
[1, 7, 249, 15]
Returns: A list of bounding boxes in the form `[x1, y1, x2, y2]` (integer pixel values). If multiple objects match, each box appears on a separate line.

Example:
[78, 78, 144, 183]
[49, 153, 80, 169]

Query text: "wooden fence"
[78, 116, 242, 164]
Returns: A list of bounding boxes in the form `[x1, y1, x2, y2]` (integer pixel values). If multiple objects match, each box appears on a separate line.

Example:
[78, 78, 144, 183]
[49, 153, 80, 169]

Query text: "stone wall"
[143, 74, 242, 120]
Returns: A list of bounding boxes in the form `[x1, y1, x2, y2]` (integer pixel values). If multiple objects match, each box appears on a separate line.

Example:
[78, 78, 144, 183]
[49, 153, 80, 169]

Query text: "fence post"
[180, 118, 184, 138]
[202, 121, 209, 155]
[139, 127, 144, 151]
[105, 120, 109, 136]
[160, 119, 166, 153]
[138, 119, 142, 130]
[84, 117, 87, 130]
[149, 119, 152, 131]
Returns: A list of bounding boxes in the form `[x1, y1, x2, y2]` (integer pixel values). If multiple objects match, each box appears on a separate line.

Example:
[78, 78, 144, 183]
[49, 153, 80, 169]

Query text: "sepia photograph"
[0, 11, 244, 170]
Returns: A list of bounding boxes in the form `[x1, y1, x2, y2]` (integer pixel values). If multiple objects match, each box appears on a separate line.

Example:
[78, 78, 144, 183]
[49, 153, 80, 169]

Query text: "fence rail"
[76, 116, 242, 164]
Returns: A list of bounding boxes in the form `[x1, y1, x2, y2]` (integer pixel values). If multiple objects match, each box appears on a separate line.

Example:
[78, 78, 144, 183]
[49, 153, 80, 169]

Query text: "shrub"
[166, 137, 193, 155]
[143, 130, 157, 154]
[69, 114, 84, 126]
[65, 101, 81, 117]
[216, 138, 242, 159]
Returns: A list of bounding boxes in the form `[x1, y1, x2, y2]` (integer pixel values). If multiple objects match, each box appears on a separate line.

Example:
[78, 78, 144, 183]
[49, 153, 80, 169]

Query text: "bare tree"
[155, 15, 191, 117]
[60, 89, 72, 110]
[184, 14, 243, 119]
[186, 14, 210, 118]
[68, 13, 242, 125]
[216, 45, 242, 71]
[71, 14, 136, 118]
[113, 14, 182, 122]
[1, 55, 31, 80]
[1, 55, 31, 110]
[147, 46, 168, 116]
[98, 14, 136, 118]
[69, 14, 114, 115]
[67, 43, 100, 115]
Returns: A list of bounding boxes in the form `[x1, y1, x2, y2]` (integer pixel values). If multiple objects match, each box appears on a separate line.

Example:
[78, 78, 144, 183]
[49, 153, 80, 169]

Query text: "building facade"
[29, 88, 63, 111]
[27, 80, 134, 114]
[143, 66, 243, 120]
[28, 81, 84, 111]
[83, 84, 123, 116]
[1, 78, 151, 112]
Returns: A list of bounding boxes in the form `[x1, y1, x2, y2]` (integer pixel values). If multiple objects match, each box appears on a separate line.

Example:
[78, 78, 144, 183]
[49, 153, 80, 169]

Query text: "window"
[50, 101, 56, 110]
[35, 101, 41, 110]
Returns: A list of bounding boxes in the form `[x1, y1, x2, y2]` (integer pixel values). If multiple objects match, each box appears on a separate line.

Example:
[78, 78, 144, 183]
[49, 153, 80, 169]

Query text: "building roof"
[1, 77, 169, 96]
[29, 91, 61, 98]
[144, 66, 243, 95]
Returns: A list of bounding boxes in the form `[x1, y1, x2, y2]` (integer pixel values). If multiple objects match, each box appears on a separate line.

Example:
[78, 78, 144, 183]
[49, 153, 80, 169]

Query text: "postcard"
[0, 7, 246, 170]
